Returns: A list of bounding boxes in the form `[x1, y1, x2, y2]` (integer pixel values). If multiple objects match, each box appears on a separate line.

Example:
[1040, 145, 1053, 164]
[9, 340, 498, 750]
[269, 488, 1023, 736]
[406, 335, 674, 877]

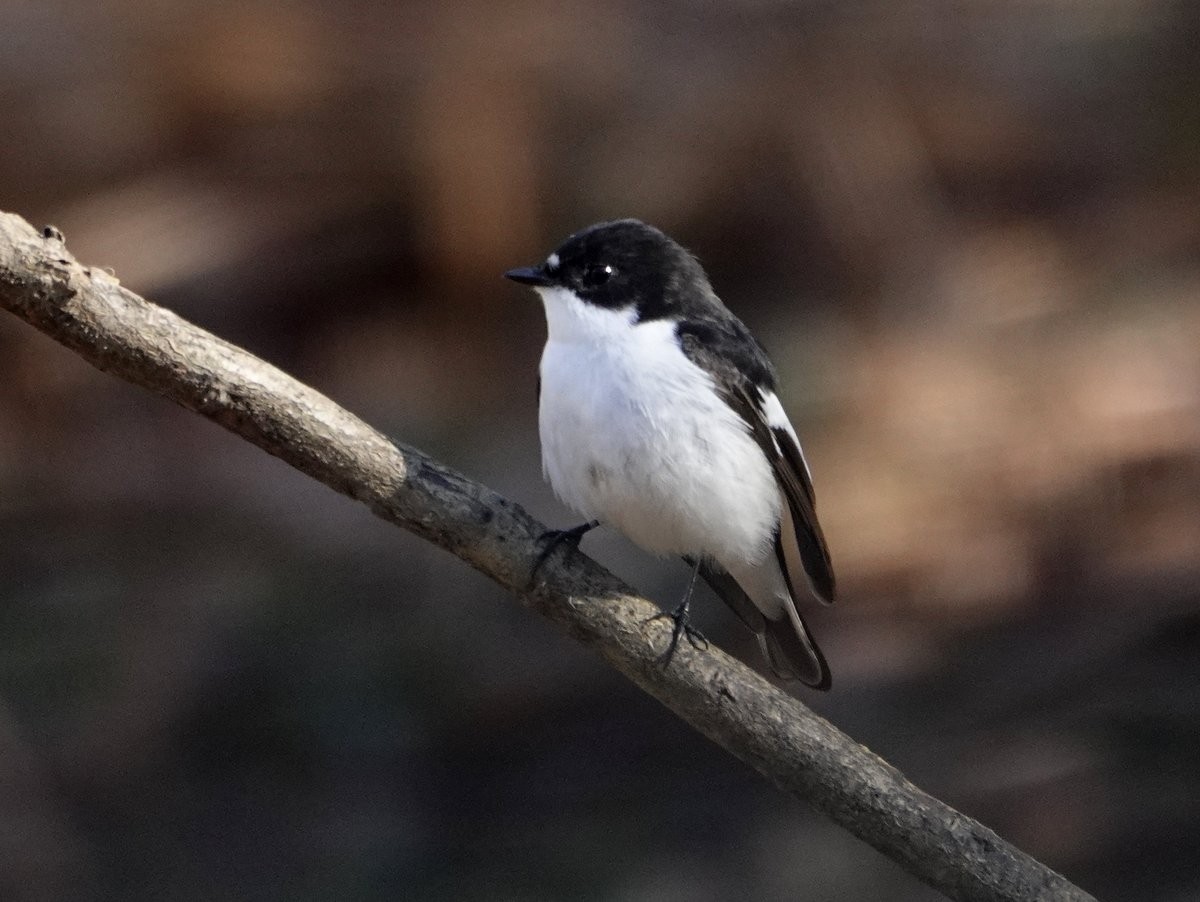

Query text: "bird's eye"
[581, 263, 615, 288]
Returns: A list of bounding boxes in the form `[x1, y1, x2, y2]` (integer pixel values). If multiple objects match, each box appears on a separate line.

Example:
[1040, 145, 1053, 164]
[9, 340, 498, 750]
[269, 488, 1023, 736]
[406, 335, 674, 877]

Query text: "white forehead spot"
[546, 252, 560, 269]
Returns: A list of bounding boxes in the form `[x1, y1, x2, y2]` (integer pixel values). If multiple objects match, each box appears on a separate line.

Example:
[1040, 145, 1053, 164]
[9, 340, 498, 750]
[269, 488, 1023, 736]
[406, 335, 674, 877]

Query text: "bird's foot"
[529, 519, 600, 585]
[647, 598, 709, 668]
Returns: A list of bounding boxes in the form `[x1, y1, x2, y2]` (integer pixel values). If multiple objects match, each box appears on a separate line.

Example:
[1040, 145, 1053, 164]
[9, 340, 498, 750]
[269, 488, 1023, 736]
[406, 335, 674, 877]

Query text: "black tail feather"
[693, 558, 830, 690]
[762, 611, 831, 690]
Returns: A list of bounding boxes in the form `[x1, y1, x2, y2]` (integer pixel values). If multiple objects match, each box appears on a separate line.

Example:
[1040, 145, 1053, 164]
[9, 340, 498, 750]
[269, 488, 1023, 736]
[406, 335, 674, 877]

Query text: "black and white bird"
[505, 219, 836, 689]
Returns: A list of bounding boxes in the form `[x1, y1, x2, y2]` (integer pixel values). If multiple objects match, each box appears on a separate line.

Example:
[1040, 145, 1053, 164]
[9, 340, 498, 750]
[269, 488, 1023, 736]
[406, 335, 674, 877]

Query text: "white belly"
[537, 313, 780, 566]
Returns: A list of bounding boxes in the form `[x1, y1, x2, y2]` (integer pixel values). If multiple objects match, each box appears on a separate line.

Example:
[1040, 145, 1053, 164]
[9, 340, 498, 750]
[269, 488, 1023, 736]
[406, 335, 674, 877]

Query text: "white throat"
[534, 286, 637, 344]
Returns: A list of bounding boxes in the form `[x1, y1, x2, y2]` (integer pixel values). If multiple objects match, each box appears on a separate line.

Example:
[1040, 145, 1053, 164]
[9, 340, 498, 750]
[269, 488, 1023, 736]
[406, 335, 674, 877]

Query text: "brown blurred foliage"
[1, 1, 1198, 900]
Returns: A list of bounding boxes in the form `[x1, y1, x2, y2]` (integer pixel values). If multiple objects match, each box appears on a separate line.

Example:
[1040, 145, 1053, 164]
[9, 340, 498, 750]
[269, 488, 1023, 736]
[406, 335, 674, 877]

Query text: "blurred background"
[1, 1, 1198, 899]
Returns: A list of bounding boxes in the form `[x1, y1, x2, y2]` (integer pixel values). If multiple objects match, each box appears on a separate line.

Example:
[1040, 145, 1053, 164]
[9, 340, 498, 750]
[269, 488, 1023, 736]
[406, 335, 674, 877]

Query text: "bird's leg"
[648, 557, 709, 666]
[529, 519, 600, 584]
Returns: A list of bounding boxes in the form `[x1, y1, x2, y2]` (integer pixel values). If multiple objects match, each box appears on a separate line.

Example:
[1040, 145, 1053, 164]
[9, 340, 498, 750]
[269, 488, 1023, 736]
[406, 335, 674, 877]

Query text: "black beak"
[504, 265, 553, 287]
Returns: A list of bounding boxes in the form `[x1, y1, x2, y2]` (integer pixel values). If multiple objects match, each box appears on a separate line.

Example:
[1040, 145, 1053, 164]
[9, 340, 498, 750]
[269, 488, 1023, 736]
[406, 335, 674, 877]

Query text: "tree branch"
[0, 211, 1094, 902]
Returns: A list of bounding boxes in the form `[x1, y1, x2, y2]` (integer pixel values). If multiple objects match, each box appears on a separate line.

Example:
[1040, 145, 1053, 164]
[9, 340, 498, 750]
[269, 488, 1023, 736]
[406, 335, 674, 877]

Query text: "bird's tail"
[759, 603, 831, 691]
[696, 559, 831, 690]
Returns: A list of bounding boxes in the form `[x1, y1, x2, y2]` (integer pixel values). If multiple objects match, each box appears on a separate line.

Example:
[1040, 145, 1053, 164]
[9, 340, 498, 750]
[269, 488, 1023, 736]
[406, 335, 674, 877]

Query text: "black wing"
[738, 383, 836, 604]
[676, 317, 835, 689]
[676, 319, 836, 603]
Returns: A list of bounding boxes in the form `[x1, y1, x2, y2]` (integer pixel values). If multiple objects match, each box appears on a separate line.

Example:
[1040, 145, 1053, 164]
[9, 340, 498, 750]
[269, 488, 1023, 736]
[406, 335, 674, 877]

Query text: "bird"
[505, 219, 836, 689]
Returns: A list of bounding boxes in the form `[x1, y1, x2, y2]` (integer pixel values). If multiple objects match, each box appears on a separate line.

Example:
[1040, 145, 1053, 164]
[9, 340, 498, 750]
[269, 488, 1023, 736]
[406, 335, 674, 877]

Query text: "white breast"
[535, 286, 781, 566]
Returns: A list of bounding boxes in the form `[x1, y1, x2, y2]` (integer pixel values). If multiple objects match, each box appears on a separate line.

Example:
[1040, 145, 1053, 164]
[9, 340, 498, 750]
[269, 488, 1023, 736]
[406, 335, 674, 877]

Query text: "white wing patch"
[758, 388, 812, 483]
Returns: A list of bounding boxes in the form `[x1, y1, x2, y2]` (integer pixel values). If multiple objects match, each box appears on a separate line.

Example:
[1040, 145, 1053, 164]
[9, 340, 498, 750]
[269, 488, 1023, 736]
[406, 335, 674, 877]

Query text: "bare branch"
[0, 211, 1095, 902]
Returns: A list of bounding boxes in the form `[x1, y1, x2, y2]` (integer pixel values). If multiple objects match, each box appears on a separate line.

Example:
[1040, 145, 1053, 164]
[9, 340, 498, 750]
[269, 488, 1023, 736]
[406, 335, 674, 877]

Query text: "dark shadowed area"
[1, 2, 1198, 900]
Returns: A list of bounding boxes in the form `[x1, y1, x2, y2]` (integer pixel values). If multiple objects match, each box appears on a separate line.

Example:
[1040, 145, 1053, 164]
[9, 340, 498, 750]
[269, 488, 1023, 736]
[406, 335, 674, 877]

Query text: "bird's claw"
[529, 520, 599, 585]
[647, 601, 709, 667]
